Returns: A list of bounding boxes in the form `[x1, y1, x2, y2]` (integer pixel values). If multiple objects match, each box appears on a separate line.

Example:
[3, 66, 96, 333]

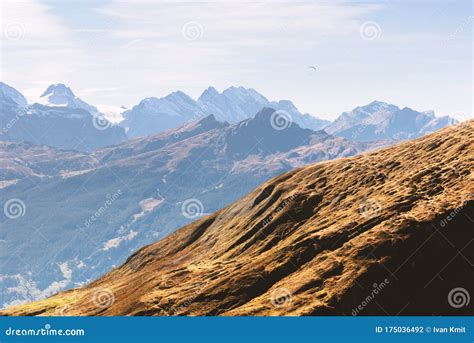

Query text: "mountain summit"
[3, 120, 472, 316]
[37, 83, 98, 114]
[122, 86, 330, 137]
[0, 82, 126, 151]
[40, 83, 75, 98]
[0, 82, 27, 107]
[326, 101, 458, 141]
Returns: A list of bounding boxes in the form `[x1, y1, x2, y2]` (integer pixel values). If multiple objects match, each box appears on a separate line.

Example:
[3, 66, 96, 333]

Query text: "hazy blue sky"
[1, 0, 472, 120]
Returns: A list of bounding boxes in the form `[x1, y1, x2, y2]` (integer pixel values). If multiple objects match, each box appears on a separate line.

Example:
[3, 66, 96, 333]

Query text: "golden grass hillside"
[3, 121, 473, 316]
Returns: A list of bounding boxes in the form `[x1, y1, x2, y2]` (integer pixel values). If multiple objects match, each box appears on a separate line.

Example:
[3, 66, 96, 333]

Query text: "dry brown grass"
[3, 121, 473, 316]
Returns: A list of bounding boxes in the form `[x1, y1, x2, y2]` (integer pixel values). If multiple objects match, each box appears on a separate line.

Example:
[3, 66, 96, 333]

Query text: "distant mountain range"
[0, 81, 464, 308]
[325, 100, 457, 141]
[121, 86, 330, 137]
[0, 82, 127, 152]
[4, 120, 472, 316]
[0, 108, 379, 308]
[1, 82, 460, 151]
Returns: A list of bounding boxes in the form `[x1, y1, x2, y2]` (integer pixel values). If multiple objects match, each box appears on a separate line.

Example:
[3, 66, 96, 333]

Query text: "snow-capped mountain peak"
[325, 100, 457, 142]
[36, 83, 98, 114]
[164, 90, 196, 105]
[198, 86, 219, 101]
[0, 82, 27, 107]
[222, 86, 270, 104]
[123, 85, 330, 137]
[325, 100, 400, 134]
[40, 83, 75, 99]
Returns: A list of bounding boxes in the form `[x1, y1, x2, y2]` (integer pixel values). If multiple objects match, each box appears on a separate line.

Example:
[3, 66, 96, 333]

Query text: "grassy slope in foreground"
[2, 121, 473, 316]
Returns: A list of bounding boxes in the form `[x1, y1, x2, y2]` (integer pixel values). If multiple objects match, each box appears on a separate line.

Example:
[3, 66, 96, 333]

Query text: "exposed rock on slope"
[3, 121, 473, 316]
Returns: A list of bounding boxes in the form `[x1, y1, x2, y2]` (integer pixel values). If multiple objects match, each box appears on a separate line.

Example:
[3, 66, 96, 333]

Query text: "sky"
[0, 0, 472, 120]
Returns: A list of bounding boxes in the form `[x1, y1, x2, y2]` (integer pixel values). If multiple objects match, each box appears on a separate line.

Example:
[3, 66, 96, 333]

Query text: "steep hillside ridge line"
[0, 108, 374, 307]
[2, 121, 472, 316]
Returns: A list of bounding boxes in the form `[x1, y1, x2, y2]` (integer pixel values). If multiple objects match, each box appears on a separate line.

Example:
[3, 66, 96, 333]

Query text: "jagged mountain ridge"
[0, 108, 376, 308]
[0, 82, 127, 151]
[3, 120, 472, 316]
[121, 86, 330, 137]
[325, 100, 458, 141]
[0, 82, 27, 108]
[1, 82, 459, 147]
[0, 141, 97, 181]
[37, 84, 99, 115]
